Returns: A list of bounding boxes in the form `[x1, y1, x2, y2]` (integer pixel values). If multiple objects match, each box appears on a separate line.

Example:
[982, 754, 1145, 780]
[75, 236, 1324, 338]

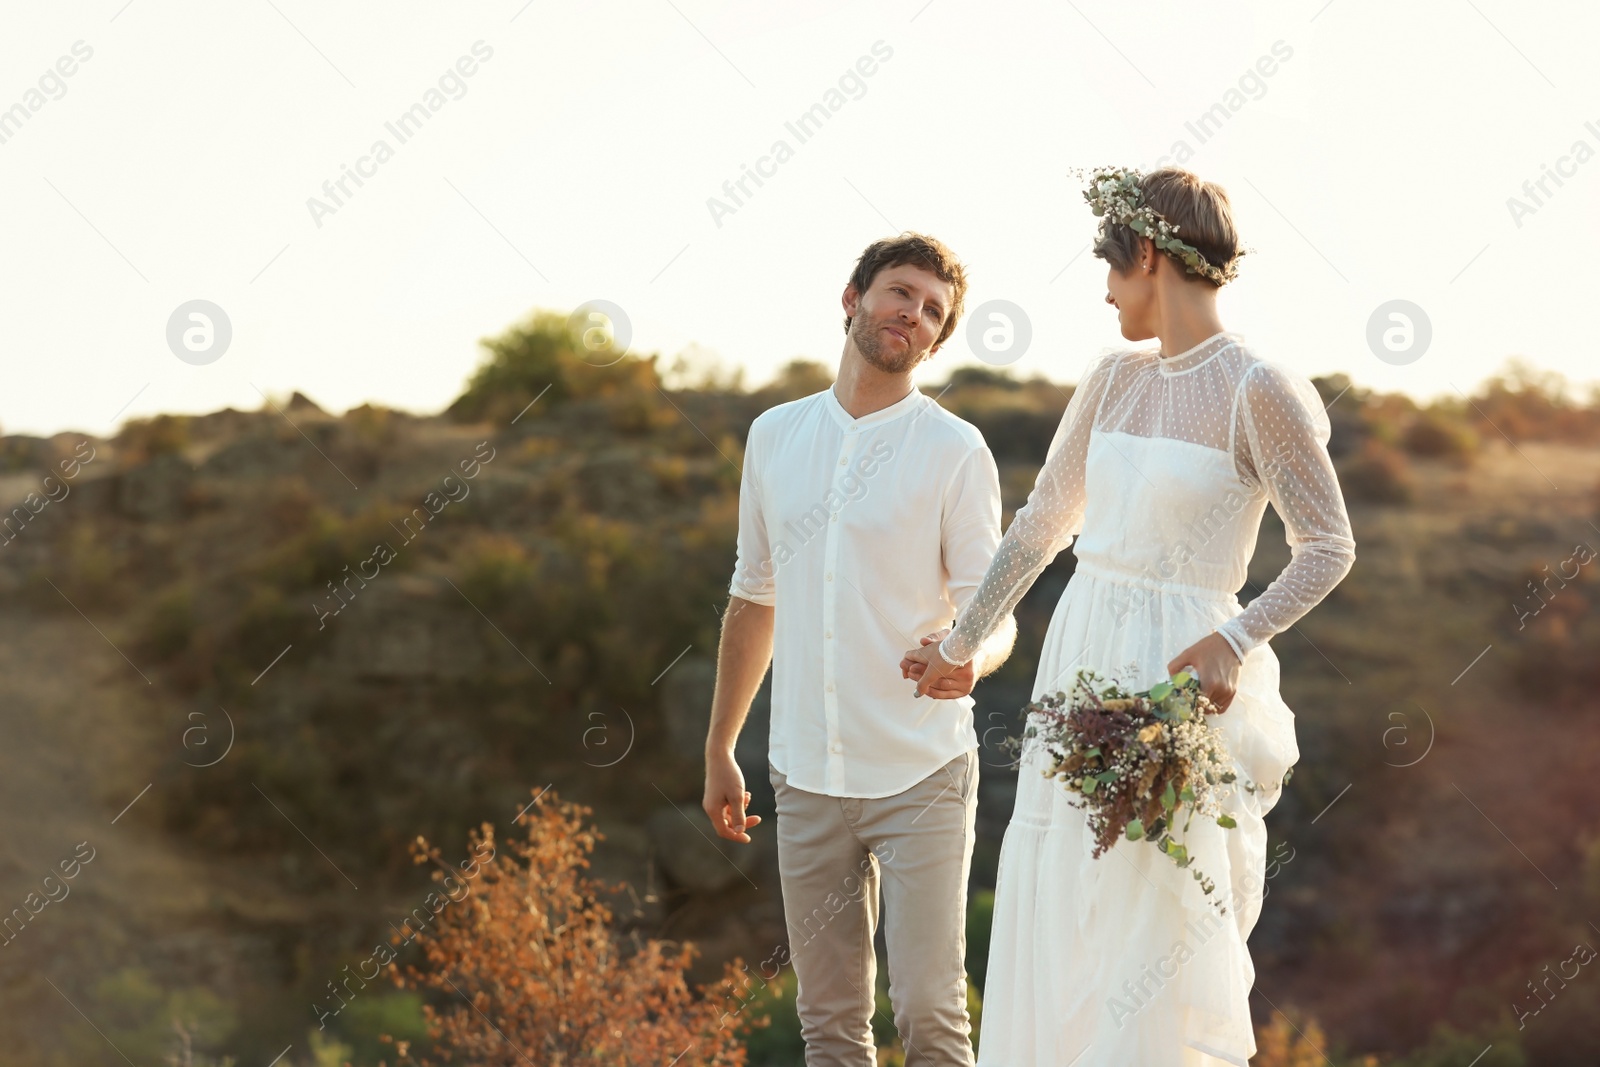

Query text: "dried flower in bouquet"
[1002, 666, 1240, 910]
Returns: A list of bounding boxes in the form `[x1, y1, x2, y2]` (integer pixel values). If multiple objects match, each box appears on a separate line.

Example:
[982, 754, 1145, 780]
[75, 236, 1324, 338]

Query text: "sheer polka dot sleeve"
[1216, 361, 1356, 661]
[938, 352, 1119, 666]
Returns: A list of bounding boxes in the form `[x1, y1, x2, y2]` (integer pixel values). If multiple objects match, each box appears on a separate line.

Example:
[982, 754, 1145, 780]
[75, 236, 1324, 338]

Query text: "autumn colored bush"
[1252, 1010, 1376, 1067]
[381, 789, 763, 1065]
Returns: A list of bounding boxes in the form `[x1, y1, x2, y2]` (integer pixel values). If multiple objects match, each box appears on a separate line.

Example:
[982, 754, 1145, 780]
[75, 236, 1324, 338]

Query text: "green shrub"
[966, 888, 995, 994]
[1385, 1020, 1525, 1066]
[140, 583, 197, 660]
[457, 532, 536, 613]
[450, 309, 666, 426]
[65, 967, 237, 1067]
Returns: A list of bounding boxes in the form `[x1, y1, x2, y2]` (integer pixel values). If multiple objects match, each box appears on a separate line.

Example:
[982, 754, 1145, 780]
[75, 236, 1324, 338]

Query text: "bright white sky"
[2, 0, 1597, 438]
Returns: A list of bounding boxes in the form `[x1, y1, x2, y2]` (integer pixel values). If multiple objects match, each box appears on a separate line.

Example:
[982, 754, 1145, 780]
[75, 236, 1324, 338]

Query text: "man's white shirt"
[729, 383, 1002, 798]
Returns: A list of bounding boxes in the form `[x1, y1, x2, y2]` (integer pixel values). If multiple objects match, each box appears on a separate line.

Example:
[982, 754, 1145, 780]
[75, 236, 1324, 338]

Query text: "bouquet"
[1003, 666, 1240, 909]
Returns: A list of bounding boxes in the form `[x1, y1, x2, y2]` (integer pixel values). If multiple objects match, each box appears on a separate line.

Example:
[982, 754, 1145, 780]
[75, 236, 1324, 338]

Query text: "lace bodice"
[939, 331, 1356, 666]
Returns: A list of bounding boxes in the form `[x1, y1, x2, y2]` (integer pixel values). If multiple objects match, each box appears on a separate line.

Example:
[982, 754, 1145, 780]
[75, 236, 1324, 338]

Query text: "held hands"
[899, 628, 979, 699]
[1165, 631, 1243, 713]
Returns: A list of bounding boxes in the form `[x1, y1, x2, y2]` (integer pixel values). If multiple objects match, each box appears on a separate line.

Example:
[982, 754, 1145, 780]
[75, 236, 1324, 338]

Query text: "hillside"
[2, 314, 1598, 1065]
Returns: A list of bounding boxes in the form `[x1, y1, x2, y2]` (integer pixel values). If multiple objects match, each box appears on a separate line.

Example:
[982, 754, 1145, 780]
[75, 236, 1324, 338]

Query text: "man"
[702, 233, 1018, 1065]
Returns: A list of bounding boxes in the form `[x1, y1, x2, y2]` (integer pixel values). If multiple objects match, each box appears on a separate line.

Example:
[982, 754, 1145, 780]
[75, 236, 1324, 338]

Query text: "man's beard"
[851, 315, 925, 374]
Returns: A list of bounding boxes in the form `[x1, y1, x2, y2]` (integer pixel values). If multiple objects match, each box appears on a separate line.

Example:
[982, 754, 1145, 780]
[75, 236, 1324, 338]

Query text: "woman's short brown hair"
[843, 232, 969, 349]
[1091, 168, 1241, 287]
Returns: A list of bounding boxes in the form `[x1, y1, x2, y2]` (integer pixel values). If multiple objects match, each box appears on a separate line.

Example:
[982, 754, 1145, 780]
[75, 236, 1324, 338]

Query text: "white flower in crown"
[1068, 165, 1245, 286]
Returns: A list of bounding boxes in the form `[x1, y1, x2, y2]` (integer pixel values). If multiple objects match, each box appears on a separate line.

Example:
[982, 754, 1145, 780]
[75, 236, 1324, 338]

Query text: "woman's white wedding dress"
[938, 331, 1356, 1066]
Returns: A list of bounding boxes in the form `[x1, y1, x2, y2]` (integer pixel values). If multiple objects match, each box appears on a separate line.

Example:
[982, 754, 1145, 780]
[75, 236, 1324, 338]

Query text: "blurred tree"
[1338, 439, 1414, 504]
[754, 358, 834, 404]
[1400, 412, 1478, 464]
[941, 365, 1023, 392]
[1469, 357, 1600, 443]
[661, 343, 746, 393]
[449, 310, 665, 427]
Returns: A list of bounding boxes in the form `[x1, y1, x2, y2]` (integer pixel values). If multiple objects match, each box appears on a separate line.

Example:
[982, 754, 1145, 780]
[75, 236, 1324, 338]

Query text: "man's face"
[844, 264, 952, 374]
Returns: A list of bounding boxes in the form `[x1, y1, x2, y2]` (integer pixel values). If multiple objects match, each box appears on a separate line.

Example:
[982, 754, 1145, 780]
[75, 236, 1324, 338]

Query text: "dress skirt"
[975, 562, 1299, 1067]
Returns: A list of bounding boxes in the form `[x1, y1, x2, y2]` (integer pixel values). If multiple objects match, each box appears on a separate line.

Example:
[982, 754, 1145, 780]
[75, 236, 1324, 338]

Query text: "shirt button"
[825, 572, 833, 581]
[825, 630, 833, 638]
[839, 457, 847, 466]
[831, 742, 842, 753]
[830, 514, 837, 522]
[826, 683, 835, 692]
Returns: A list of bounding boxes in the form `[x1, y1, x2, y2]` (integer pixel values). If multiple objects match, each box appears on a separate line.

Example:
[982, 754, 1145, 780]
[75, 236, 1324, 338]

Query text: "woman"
[901, 166, 1356, 1065]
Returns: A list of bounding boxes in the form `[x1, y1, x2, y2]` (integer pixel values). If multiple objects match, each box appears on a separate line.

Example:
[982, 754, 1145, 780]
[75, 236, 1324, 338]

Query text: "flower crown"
[1071, 166, 1244, 286]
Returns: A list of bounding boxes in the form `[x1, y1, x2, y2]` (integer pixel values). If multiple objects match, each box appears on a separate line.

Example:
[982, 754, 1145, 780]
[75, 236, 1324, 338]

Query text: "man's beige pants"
[768, 748, 979, 1066]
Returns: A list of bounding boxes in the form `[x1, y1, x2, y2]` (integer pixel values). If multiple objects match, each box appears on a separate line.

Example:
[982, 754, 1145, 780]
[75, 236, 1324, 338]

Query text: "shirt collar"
[823, 383, 928, 431]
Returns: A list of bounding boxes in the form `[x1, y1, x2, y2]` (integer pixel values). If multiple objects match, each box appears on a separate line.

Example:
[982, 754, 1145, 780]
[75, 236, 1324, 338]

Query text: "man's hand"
[899, 628, 977, 699]
[1165, 631, 1242, 713]
[703, 748, 762, 844]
